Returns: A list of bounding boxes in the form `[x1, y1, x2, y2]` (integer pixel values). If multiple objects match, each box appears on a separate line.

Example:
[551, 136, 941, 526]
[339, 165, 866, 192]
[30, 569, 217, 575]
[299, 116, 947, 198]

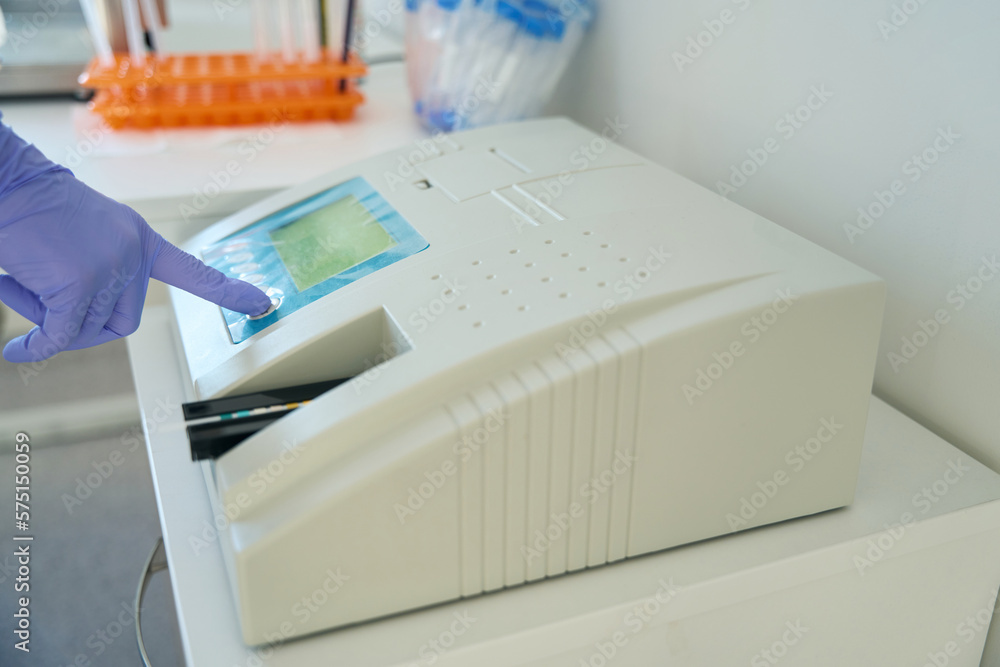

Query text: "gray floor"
[0, 307, 184, 666]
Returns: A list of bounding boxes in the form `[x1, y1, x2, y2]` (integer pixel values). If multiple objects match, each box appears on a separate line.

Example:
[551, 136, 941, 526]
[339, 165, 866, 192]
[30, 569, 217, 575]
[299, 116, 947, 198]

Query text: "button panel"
[247, 296, 282, 320]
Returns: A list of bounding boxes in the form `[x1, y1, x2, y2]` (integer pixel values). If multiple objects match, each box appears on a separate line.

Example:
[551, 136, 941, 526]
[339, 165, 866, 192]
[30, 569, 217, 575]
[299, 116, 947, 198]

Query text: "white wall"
[550, 0, 1000, 473]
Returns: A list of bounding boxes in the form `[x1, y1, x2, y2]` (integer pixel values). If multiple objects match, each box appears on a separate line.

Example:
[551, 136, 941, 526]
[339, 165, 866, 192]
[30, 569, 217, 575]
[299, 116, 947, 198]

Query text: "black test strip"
[182, 378, 348, 421]
[183, 378, 349, 460]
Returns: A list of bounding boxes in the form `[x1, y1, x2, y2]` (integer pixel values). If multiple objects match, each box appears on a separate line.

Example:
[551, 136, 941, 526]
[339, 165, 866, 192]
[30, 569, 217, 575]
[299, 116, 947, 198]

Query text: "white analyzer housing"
[168, 117, 885, 644]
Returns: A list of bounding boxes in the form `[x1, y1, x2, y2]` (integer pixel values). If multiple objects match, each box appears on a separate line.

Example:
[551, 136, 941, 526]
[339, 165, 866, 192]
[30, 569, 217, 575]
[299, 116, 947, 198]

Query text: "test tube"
[121, 0, 147, 67]
[460, 0, 522, 128]
[482, 11, 542, 125]
[325, 0, 346, 58]
[416, 0, 459, 93]
[446, 0, 500, 128]
[418, 0, 463, 128]
[80, 0, 115, 67]
[277, 0, 297, 63]
[504, 3, 566, 120]
[299, 0, 321, 63]
[251, 0, 271, 62]
[138, 0, 163, 54]
[405, 0, 427, 105]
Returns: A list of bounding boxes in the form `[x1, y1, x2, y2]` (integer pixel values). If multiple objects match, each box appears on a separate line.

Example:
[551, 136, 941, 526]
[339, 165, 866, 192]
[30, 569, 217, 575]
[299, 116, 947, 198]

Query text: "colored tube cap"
[522, 0, 554, 11]
[496, 0, 523, 23]
[523, 14, 547, 37]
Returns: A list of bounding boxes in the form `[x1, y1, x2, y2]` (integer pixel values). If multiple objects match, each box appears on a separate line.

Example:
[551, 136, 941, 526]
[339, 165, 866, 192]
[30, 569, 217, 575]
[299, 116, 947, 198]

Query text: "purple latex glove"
[0, 117, 270, 363]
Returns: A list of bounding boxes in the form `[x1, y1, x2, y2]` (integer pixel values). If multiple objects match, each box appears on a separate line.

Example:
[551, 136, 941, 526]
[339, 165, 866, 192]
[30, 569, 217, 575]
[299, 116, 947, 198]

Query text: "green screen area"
[268, 195, 397, 291]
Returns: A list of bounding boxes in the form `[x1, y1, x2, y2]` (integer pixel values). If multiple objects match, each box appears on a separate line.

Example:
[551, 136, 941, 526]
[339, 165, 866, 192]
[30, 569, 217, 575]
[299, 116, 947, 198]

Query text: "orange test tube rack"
[78, 51, 368, 129]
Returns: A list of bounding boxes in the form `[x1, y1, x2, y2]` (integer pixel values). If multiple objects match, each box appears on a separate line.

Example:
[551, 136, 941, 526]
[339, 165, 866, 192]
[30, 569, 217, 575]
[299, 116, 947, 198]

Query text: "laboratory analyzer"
[167, 117, 885, 644]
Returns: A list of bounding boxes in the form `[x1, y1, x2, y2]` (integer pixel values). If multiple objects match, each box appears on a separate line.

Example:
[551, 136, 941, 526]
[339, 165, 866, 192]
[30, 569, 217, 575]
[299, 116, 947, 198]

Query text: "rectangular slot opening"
[187, 307, 411, 459]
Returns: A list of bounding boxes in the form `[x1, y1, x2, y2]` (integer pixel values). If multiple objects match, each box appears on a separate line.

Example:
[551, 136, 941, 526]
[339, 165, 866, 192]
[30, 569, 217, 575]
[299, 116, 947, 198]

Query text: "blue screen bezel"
[201, 177, 428, 344]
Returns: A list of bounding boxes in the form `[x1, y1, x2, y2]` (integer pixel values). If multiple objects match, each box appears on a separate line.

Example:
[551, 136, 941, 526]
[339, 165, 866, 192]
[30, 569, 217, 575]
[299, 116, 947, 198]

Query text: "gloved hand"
[0, 118, 270, 363]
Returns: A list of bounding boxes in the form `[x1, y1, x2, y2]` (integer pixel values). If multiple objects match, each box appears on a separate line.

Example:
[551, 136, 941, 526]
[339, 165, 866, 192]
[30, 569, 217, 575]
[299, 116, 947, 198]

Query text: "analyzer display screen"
[269, 194, 398, 292]
[202, 177, 428, 344]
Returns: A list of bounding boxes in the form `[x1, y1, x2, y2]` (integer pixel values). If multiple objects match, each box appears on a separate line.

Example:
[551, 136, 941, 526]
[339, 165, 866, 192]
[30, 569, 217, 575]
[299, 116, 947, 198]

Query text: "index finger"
[150, 238, 271, 316]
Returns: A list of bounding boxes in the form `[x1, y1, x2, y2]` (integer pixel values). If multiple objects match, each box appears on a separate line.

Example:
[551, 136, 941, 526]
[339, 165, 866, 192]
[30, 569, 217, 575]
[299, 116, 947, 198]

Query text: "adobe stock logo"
[671, 0, 758, 73]
[843, 127, 960, 245]
[715, 87, 834, 198]
[725, 417, 844, 531]
[886, 255, 999, 373]
[682, 289, 797, 405]
[876, 0, 933, 40]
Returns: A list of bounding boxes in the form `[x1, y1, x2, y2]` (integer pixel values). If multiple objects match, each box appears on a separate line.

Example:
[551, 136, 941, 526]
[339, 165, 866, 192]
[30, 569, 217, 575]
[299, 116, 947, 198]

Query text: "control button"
[240, 273, 265, 284]
[247, 296, 281, 320]
[221, 242, 249, 253]
[226, 251, 253, 263]
[231, 262, 259, 274]
[264, 286, 284, 298]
